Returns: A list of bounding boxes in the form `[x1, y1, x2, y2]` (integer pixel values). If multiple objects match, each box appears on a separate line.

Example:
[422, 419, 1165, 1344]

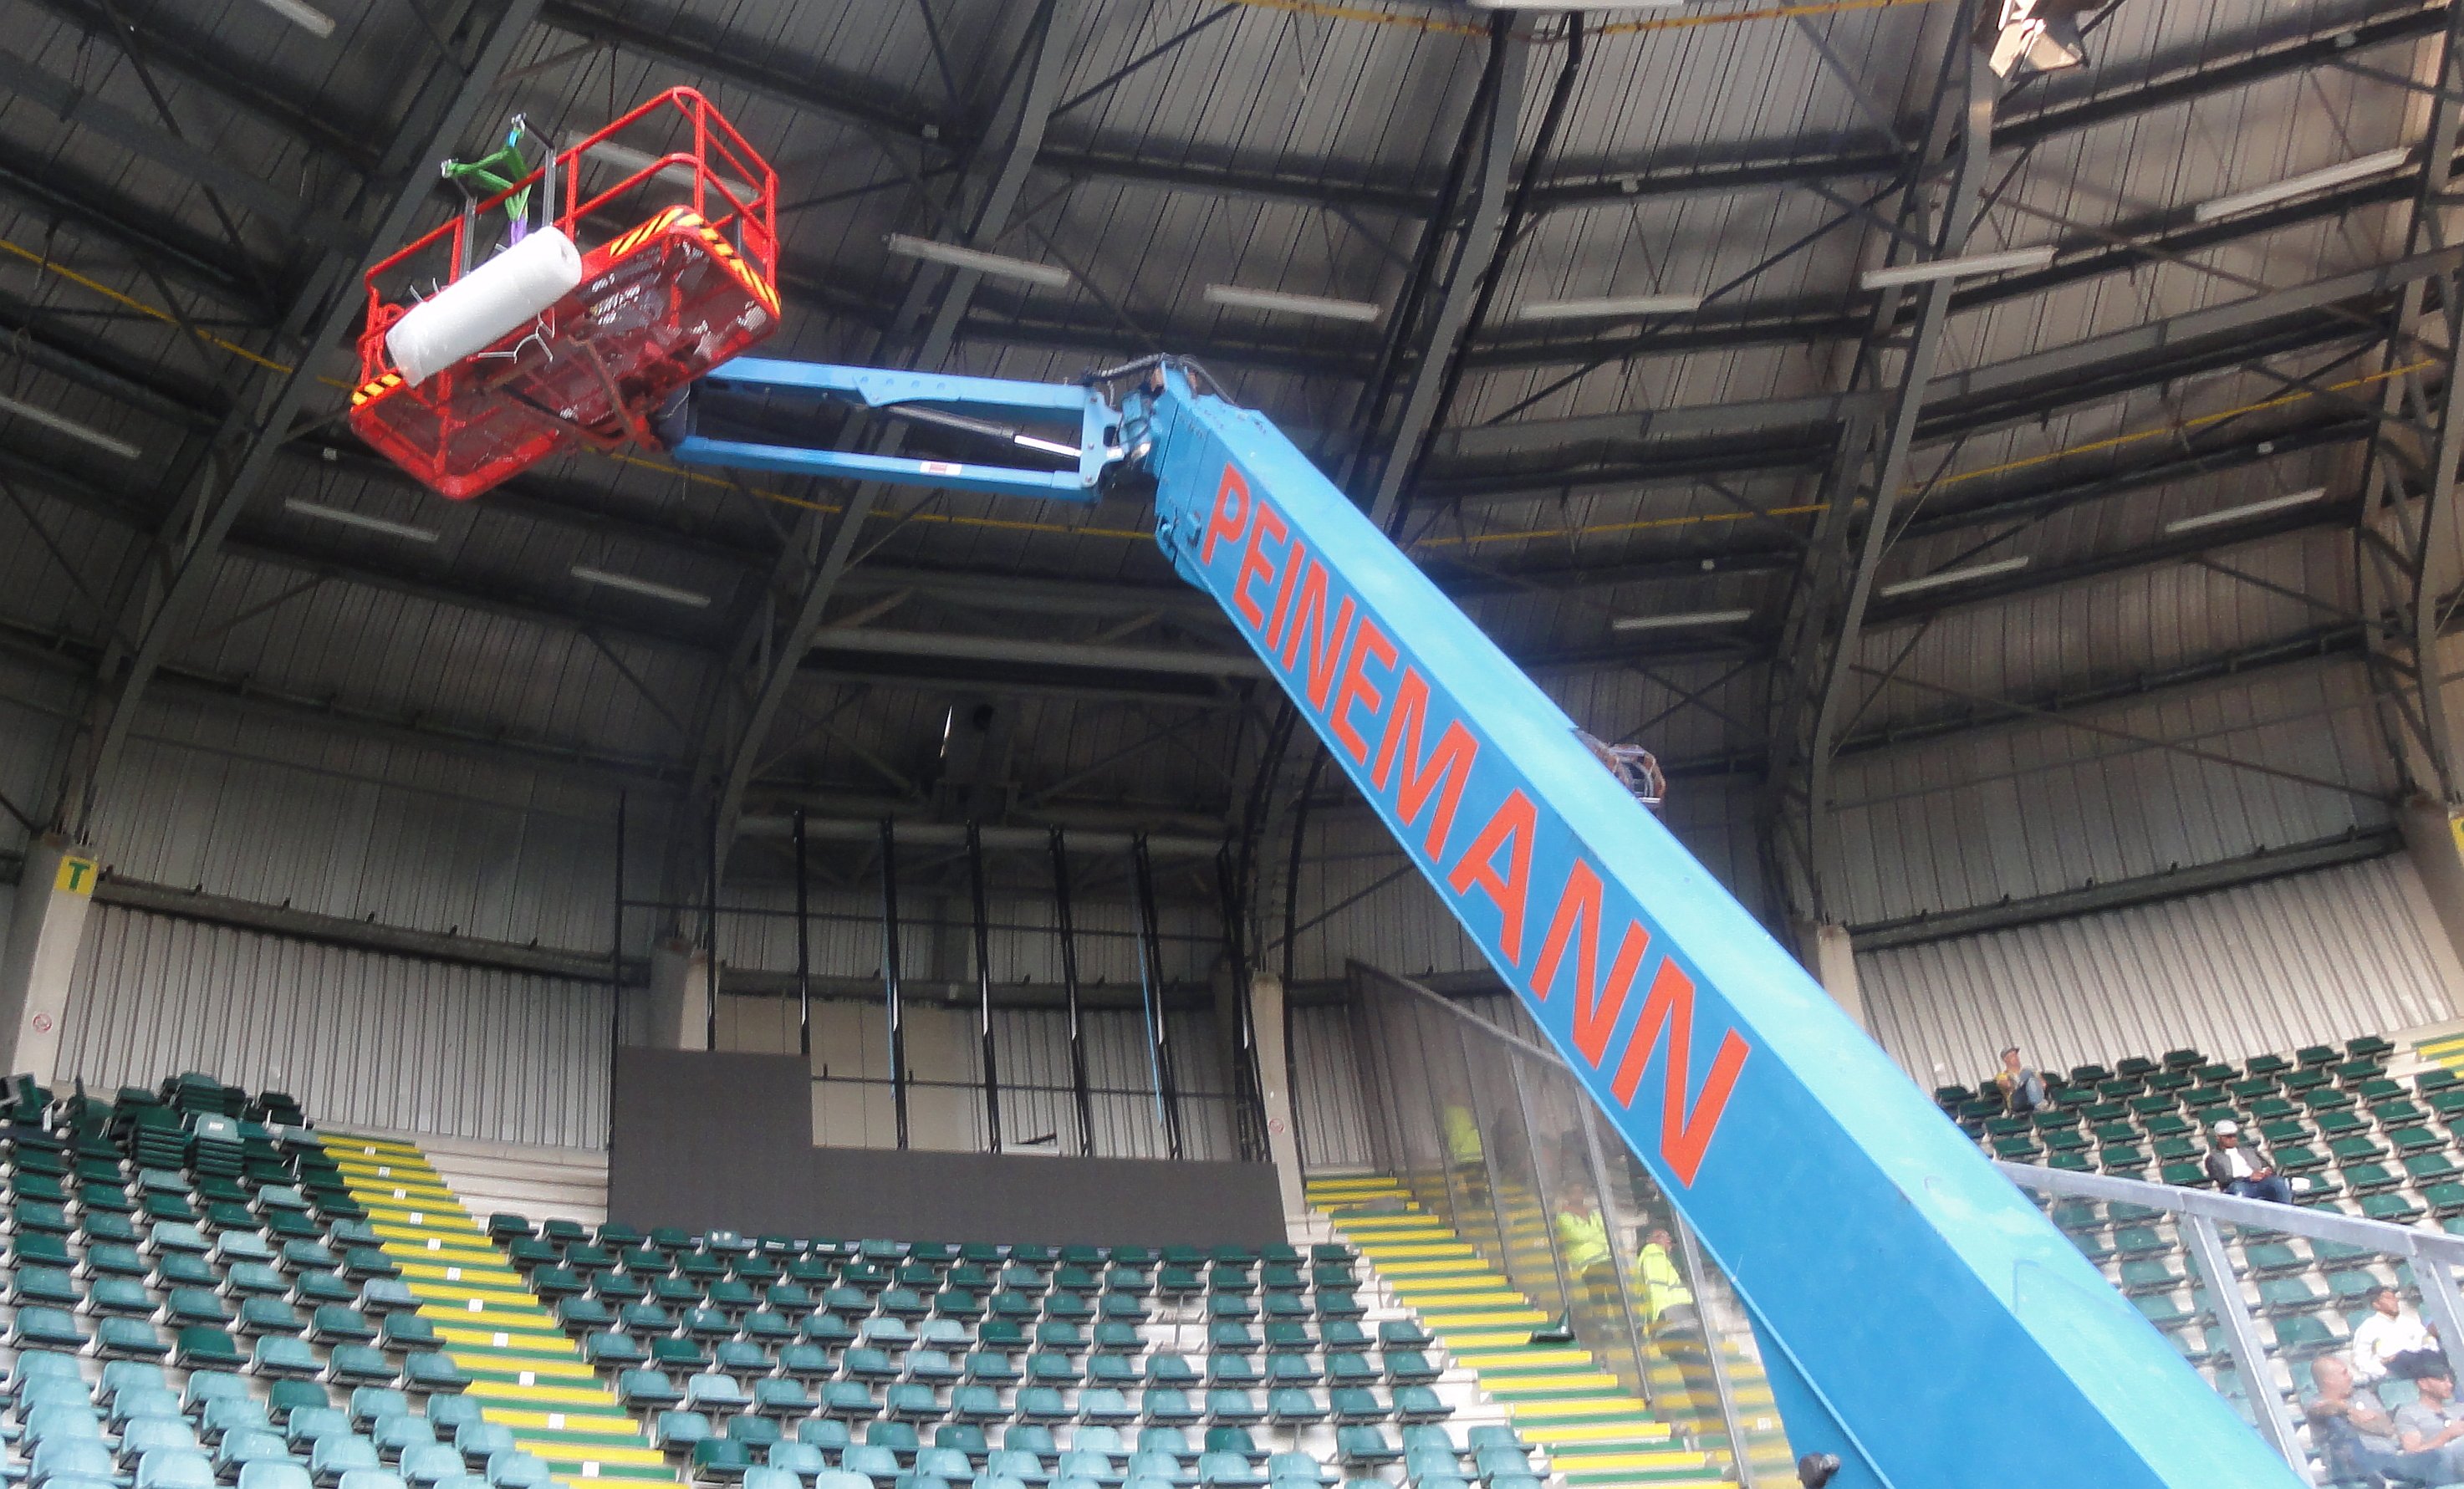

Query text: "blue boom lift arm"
[670, 356, 2298, 1489]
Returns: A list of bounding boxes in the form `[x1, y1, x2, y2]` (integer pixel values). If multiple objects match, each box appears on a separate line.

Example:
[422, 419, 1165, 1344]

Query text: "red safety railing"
[349, 89, 781, 498]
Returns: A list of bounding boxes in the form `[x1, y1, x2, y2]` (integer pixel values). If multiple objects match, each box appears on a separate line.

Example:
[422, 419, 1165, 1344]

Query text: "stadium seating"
[489, 1205, 1533, 1489]
[1964, 1030, 2464, 1446]
[0, 1075, 528, 1489]
[1946, 1035, 2464, 1224]
[0, 1071, 1554, 1489]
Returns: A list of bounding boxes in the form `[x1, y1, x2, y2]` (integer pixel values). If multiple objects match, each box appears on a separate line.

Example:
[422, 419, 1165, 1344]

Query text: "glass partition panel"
[1348, 966, 1754, 1481]
[2006, 1160, 2464, 1485]
[1344, 962, 2464, 1489]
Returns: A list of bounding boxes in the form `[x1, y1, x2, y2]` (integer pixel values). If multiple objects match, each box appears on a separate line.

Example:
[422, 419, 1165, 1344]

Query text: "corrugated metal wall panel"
[1283, 773, 1764, 983]
[738, 992, 1224, 1160]
[1831, 665, 2393, 925]
[1289, 1004, 1370, 1170]
[59, 905, 613, 1149]
[1857, 858, 2459, 1090]
[85, 696, 620, 951]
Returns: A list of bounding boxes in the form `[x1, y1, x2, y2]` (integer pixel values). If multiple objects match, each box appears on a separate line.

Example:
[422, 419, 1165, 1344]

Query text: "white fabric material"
[2217, 1147, 2254, 1180]
[385, 227, 581, 386]
[2354, 1309, 2439, 1382]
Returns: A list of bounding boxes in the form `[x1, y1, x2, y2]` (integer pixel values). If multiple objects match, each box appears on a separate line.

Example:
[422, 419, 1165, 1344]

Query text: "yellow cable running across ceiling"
[0, 232, 2412, 554]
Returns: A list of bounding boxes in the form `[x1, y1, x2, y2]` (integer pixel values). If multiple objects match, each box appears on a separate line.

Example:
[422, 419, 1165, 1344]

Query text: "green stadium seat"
[403, 1353, 470, 1394]
[885, 1383, 941, 1421]
[95, 1318, 170, 1359]
[823, 1383, 881, 1420]
[14, 1306, 89, 1351]
[2117, 1259, 2183, 1294]
[2315, 1109, 2367, 1139]
[2363, 1192, 2426, 1225]
[253, 1335, 322, 1378]
[2272, 1314, 2339, 1357]
[949, 1386, 1005, 1424]
[1333, 1429, 1398, 1467]
[779, 1344, 835, 1379]
[2407, 1151, 2464, 1186]
[326, 1346, 393, 1386]
[2386, 1124, 2444, 1155]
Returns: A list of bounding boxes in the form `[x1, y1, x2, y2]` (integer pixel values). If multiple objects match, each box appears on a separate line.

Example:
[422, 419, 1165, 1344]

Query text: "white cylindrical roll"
[385, 227, 584, 386]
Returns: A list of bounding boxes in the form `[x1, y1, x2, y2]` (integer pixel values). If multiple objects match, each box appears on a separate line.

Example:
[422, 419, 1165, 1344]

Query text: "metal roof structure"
[0, 0, 2453, 952]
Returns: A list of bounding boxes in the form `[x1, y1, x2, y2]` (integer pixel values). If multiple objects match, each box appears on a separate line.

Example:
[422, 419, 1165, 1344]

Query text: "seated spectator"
[2203, 1121, 2292, 1203]
[1994, 1048, 2047, 1115]
[2354, 1287, 2448, 1384]
[2304, 1354, 2461, 1485]
[2394, 1364, 2464, 1471]
[1633, 1226, 1696, 1333]
[1553, 1190, 1617, 1310]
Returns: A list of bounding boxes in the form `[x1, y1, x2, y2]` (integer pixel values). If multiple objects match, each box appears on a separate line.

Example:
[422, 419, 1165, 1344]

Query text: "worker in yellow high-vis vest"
[1634, 1224, 1698, 1331]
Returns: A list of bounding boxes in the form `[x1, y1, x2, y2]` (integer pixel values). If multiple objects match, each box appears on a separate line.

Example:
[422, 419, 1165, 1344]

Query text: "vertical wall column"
[646, 938, 715, 1050]
[1798, 920, 1868, 1029]
[1245, 973, 1307, 1221]
[0, 838, 99, 1083]
[2399, 796, 2464, 1017]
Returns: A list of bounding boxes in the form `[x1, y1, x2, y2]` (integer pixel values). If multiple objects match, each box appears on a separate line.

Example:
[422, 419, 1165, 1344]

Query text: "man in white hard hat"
[2202, 1119, 2291, 1203]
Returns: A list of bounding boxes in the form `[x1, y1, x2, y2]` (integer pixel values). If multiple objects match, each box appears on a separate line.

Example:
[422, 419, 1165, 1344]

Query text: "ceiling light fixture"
[1859, 246, 2057, 291]
[2192, 148, 2412, 223]
[1515, 293, 1705, 323]
[1204, 284, 1384, 323]
[575, 139, 754, 202]
[250, 0, 336, 38]
[2160, 487, 2328, 536]
[0, 392, 140, 460]
[1878, 555, 2031, 598]
[1977, 0, 2088, 79]
[573, 566, 712, 608]
[1611, 609, 1754, 632]
[886, 234, 1070, 289]
[283, 498, 439, 543]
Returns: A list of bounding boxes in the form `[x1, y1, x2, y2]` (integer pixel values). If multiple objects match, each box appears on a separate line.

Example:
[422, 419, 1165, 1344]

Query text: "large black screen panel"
[608, 1046, 1284, 1245]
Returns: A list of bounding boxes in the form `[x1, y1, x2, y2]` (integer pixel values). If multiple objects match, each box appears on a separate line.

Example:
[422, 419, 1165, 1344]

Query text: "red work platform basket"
[347, 88, 780, 499]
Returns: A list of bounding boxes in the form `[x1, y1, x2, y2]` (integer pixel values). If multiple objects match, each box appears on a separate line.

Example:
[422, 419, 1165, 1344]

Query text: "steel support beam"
[2357, 3, 2464, 805]
[1852, 829, 2400, 947]
[1760, 8, 1992, 926]
[677, 0, 1087, 932]
[544, 0, 2441, 225]
[26, 0, 380, 173]
[0, 52, 354, 247]
[63, 0, 548, 840]
[1363, 32, 1531, 529]
[1433, 249, 2457, 471]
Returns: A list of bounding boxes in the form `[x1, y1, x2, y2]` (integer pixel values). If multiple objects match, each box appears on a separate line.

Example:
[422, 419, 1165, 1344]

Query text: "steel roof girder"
[64, 0, 552, 840]
[2356, 2, 2464, 806]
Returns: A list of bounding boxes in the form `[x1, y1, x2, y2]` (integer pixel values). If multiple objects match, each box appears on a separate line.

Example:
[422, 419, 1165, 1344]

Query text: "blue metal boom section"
[673, 360, 2298, 1489]
[675, 358, 1113, 501]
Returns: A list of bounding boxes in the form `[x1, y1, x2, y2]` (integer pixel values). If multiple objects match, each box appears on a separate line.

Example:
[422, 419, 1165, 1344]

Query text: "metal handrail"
[2001, 1159, 2464, 1484]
